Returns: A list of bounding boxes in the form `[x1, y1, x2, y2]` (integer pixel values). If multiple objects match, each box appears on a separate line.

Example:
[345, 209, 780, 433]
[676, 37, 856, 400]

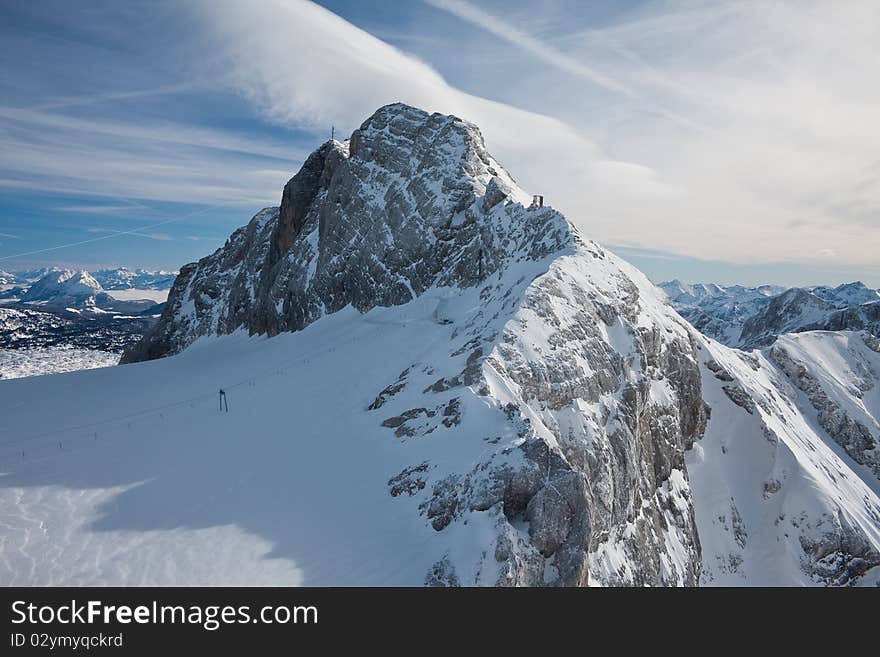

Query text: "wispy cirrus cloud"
[423, 0, 880, 269]
[191, 0, 679, 223]
[189, 0, 879, 272]
[1, 0, 877, 283]
[55, 202, 149, 214]
[0, 123, 294, 207]
[86, 227, 173, 241]
[32, 82, 199, 112]
[0, 103, 308, 207]
[423, 0, 634, 96]
[0, 107, 306, 162]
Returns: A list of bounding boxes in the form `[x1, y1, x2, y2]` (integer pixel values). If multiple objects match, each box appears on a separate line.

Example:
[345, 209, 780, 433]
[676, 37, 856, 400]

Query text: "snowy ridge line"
[0, 333, 358, 463]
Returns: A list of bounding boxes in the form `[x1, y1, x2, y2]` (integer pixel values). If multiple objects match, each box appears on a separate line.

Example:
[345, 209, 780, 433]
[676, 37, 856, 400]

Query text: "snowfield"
[0, 293, 520, 585]
[688, 332, 880, 586]
[0, 347, 120, 380]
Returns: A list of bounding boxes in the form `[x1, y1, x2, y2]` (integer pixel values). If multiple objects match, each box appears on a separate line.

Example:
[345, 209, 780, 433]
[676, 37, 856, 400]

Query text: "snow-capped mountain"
[2, 104, 877, 586]
[21, 269, 104, 307]
[810, 282, 880, 308]
[2, 267, 175, 291]
[820, 301, 880, 336]
[660, 280, 880, 349]
[659, 280, 784, 344]
[1, 271, 165, 378]
[660, 280, 786, 307]
[19, 269, 162, 315]
[91, 267, 176, 290]
[21, 268, 52, 282]
[738, 287, 838, 349]
[4, 267, 56, 284]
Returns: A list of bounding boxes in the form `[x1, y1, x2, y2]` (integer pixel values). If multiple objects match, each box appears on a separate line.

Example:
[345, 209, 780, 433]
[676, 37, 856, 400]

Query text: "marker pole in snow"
[219, 389, 228, 412]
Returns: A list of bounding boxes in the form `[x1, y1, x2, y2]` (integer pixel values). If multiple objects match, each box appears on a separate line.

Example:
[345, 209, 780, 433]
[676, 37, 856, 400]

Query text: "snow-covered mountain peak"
[14, 268, 162, 316]
[91, 267, 176, 290]
[21, 269, 103, 306]
[125, 103, 576, 361]
[810, 281, 880, 308]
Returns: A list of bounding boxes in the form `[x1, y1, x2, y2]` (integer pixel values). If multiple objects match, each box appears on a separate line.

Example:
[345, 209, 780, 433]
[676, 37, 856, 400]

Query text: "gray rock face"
[798, 514, 880, 586]
[125, 103, 560, 361]
[388, 243, 711, 586]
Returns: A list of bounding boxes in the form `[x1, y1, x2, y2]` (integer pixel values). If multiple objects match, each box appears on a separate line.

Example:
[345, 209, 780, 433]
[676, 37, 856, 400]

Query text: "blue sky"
[1, 0, 878, 286]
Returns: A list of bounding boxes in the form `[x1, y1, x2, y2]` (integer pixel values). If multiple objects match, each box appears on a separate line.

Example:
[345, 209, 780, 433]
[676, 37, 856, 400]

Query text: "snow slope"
[0, 306, 453, 585]
[3, 286, 878, 585]
[2, 280, 596, 585]
[688, 332, 880, 585]
[0, 347, 119, 380]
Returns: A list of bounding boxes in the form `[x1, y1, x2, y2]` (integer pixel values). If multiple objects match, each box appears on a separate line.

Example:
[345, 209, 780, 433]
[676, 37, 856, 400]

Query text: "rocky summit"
[124, 103, 567, 362]
[8, 104, 876, 586]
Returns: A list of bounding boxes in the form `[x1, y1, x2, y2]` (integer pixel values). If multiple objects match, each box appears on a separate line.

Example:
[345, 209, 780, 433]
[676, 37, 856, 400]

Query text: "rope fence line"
[0, 330, 365, 466]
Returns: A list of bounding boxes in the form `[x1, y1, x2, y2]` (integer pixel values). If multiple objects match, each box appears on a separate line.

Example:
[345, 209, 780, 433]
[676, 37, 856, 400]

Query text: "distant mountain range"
[0, 267, 176, 290]
[9, 268, 165, 316]
[91, 267, 177, 290]
[0, 268, 167, 377]
[659, 280, 880, 348]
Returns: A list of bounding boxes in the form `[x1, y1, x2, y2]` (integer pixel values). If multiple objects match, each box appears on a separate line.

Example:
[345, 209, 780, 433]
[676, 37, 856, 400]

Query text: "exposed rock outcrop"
[770, 334, 880, 479]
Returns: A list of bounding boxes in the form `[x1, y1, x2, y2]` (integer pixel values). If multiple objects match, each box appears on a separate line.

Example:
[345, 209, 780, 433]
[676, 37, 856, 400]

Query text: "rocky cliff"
[124, 104, 551, 361]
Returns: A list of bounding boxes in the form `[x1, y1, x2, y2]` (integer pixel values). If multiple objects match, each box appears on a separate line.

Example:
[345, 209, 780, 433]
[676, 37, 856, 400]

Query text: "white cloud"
[3, 0, 874, 277]
[0, 107, 305, 162]
[193, 0, 878, 270]
[552, 0, 880, 268]
[191, 0, 680, 239]
[56, 203, 148, 214]
[0, 119, 293, 207]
